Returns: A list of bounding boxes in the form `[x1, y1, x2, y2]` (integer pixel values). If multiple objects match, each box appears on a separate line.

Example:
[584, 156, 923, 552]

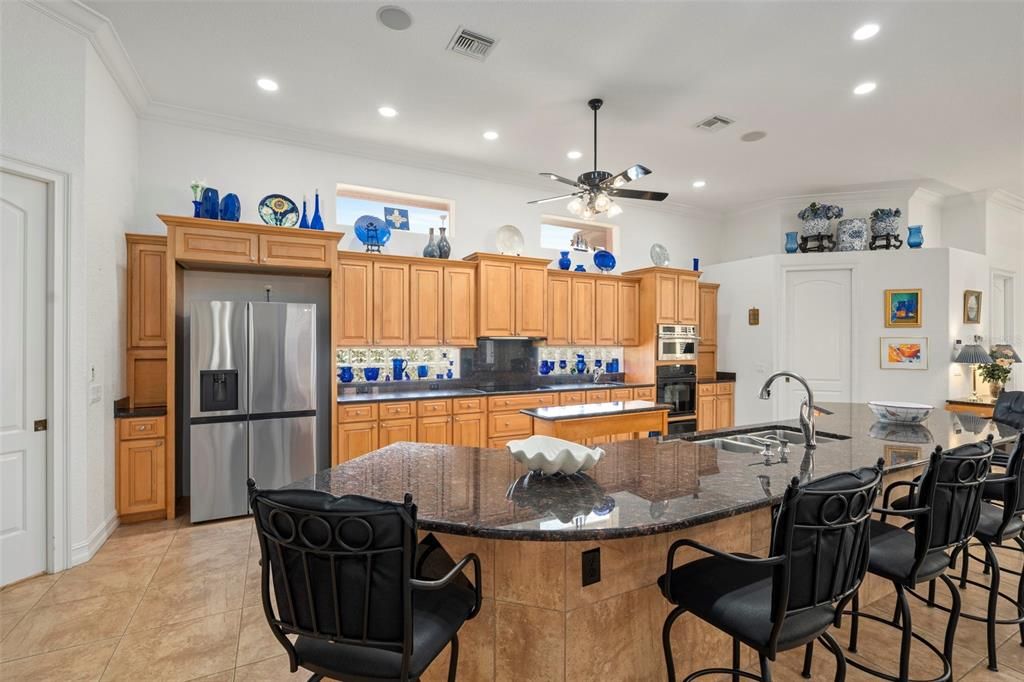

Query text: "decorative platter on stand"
[257, 194, 299, 226]
[650, 243, 671, 266]
[496, 224, 525, 255]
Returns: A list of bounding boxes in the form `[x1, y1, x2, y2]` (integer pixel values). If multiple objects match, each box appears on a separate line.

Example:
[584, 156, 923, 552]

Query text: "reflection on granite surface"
[506, 472, 615, 525]
[291, 404, 1017, 541]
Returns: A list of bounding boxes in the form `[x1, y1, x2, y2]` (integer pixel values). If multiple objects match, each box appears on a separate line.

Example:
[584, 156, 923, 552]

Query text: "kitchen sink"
[687, 425, 849, 452]
[743, 429, 846, 446]
[690, 437, 766, 454]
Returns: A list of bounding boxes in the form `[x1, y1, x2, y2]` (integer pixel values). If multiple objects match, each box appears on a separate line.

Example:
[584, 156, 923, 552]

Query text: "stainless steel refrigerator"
[188, 301, 317, 522]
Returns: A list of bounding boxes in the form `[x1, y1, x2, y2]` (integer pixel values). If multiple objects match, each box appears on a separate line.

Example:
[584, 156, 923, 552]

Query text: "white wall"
[133, 120, 723, 271]
[1, 1, 138, 564]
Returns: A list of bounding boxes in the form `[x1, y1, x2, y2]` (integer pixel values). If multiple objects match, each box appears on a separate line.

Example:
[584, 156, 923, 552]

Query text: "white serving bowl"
[868, 401, 933, 424]
[506, 435, 604, 476]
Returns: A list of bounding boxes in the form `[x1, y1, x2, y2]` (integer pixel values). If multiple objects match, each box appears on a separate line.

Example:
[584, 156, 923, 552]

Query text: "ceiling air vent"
[447, 27, 497, 61]
[694, 115, 734, 132]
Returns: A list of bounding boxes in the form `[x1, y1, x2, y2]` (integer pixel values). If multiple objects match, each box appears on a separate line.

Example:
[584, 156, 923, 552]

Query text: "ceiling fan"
[528, 98, 668, 219]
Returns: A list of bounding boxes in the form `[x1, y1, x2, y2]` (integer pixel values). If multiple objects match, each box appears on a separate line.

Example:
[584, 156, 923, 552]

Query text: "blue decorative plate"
[593, 249, 616, 272]
[354, 215, 392, 247]
[258, 194, 299, 226]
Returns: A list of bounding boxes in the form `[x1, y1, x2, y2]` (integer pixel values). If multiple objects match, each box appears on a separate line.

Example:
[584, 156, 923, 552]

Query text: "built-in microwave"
[657, 324, 698, 361]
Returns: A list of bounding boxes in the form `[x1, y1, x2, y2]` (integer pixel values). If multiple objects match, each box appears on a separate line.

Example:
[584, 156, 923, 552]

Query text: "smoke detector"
[446, 26, 497, 61]
[694, 115, 734, 132]
[377, 6, 413, 31]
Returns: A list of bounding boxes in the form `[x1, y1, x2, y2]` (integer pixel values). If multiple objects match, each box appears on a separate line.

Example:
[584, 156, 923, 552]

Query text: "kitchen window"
[336, 183, 453, 235]
[540, 215, 616, 252]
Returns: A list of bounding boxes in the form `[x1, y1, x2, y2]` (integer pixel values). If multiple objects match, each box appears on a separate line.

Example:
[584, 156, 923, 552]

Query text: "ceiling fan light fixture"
[607, 201, 623, 218]
[593, 192, 612, 212]
[567, 196, 584, 216]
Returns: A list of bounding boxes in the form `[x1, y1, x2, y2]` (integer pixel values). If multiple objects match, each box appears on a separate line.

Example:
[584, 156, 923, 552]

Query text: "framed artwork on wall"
[963, 290, 982, 324]
[881, 337, 928, 369]
[884, 289, 922, 328]
[885, 444, 922, 465]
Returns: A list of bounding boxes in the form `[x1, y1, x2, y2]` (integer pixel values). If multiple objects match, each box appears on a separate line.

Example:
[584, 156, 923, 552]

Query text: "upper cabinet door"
[372, 262, 409, 345]
[655, 273, 679, 324]
[336, 258, 373, 346]
[258, 233, 331, 270]
[698, 284, 718, 346]
[128, 238, 167, 348]
[594, 279, 618, 346]
[571, 277, 596, 344]
[477, 260, 516, 336]
[617, 280, 640, 346]
[175, 226, 258, 265]
[515, 264, 548, 337]
[443, 266, 476, 347]
[547, 273, 572, 346]
[677, 275, 699, 325]
[410, 263, 444, 346]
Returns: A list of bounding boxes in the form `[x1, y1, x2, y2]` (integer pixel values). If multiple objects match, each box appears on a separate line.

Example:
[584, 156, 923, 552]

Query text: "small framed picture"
[885, 444, 922, 465]
[885, 289, 922, 328]
[963, 290, 982, 324]
[881, 337, 928, 370]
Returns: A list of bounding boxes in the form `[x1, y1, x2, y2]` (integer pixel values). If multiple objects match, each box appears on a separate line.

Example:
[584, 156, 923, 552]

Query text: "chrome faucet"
[758, 371, 818, 448]
[592, 366, 605, 384]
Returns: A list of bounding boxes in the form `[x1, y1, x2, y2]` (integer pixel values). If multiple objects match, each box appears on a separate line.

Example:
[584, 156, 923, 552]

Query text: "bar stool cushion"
[657, 554, 836, 651]
[293, 580, 476, 679]
[868, 519, 951, 583]
[973, 500, 1024, 542]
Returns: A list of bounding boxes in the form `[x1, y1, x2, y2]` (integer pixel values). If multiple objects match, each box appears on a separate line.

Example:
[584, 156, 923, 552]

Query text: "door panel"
[249, 302, 316, 414]
[617, 281, 640, 346]
[595, 279, 618, 345]
[477, 261, 515, 336]
[0, 171, 48, 584]
[655, 274, 678, 324]
[784, 269, 852, 415]
[547, 274, 572, 346]
[128, 239, 167, 348]
[336, 259, 372, 345]
[571, 277, 595, 344]
[410, 264, 443, 345]
[373, 262, 409, 344]
[515, 264, 547, 336]
[443, 266, 476, 346]
[189, 300, 248, 418]
[189, 421, 248, 522]
[249, 416, 316, 490]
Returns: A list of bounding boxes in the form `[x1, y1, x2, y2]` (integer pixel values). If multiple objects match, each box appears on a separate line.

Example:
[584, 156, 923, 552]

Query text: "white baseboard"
[70, 511, 119, 566]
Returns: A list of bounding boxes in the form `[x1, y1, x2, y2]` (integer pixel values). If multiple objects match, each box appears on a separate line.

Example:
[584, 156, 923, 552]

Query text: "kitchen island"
[291, 404, 1014, 681]
[523, 399, 670, 441]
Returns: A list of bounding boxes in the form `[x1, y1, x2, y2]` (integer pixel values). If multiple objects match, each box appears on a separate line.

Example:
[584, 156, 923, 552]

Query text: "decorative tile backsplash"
[538, 346, 624, 374]
[336, 347, 460, 382]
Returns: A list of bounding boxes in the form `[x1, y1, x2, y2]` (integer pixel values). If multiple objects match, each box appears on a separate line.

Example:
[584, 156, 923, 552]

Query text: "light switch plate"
[89, 383, 103, 404]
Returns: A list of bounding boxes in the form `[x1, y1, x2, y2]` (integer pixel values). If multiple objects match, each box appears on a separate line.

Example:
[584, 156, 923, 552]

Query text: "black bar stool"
[659, 459, 885, 681]
[925, 391, 1024, 672]
[248, 480, 482, 682]
[826, 437, 994, 682]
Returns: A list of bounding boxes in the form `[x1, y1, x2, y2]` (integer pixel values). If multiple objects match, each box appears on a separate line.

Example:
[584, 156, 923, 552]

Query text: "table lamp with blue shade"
[954, 343, 993, 402]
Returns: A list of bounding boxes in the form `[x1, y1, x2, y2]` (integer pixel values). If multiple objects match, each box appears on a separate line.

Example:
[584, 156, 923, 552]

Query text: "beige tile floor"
[0, 515, 1022, 680]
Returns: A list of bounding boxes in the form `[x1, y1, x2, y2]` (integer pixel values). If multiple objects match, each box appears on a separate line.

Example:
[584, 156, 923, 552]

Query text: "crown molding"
[988, 189, 1024, 213]
[724, 181, 925, 218]
[27, 1, 149, 113]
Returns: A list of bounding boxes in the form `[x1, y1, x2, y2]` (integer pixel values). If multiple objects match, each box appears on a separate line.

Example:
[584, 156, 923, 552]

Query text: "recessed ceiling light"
[483, 130, 499, 141]
[853, 81, 877, 95]
[378, 106, 398, 118]
[692, 180, 707, 189]
[741, 131, 767, 142]
[566, 150, 583, 160]
[377, 6, 413, 31]
[852, 23, 880, 41]
[256, 78, 278, 92]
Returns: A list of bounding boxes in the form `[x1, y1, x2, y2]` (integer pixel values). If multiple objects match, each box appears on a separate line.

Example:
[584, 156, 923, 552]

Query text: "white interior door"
[0, 171, 48, 585]
[782, 269, 853, 416]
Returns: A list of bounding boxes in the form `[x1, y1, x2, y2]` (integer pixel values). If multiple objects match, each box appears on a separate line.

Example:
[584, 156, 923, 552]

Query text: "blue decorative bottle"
[310, 190, 324, 230]
[200, 187, 220, 219]
[784, 231, 799, 254]
[558, 251, 572, 270]
[299, 196, 310, 229]
[907, 225, 924, 249]
[575, 354, 587, 374]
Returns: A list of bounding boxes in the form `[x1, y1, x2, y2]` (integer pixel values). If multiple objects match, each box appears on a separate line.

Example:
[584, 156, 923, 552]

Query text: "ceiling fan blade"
[527, 193, 580, 205]
[603, 164, 652, 188]
[607, 188, 669, 201]
[539, 172, 581, 188]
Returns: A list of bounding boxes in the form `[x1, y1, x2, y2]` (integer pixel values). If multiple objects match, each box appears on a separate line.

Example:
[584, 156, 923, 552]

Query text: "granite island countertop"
[290, 403, 1016, 541]
[522, 400, 670, 421]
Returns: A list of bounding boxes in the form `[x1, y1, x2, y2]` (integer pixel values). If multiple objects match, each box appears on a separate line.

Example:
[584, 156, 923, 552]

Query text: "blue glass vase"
[558, 251, 571, 270]
[219, 193, 240, 221]
[200, 187, 220, 219]
[299, 197, 309, 229]
[310, 190, 324, 230]
[192, 200, 202, 218]
[692, 257, 700, 271]
[338, 366, 354, 383]
[907, 225, 924, 249]
[784, 231, 799, 253]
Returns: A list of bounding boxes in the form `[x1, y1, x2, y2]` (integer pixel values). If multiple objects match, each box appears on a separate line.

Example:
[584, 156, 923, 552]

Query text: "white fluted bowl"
[868, 401, 933, 424]
[506, 435, 604, 476]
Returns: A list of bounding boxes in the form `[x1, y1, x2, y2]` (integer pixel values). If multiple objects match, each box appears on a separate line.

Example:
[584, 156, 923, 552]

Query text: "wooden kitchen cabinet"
[617, 280, 640, 346]
[126, 349, 167, 408]
[697, 382, 735, 431]
[677, 275, 699, 325]
[697, 283, 719, 380]
[515, 263, 548, 336]
[339, 421, 379, 461]
[571, 277, 596, 344]
[117, 437, 166, 515]
[419, 416, 453, 444]
[175, 225, 259, 265]
[465, 253, 550, 337]
[410, 263, 444, 345]
[443, 265, 477, 346]
[595, 279, 618, 345]
[474, 258, 516, 336]
[697, 394, 717, 431]
[655, 273, 679, 324]
[378, 418, 416, 447]
[337, 258, 373, 345]
[715, 392, 734, 429]
[259, 233, 331, 269]
[453, 413, 486, 447]
[373, 261, 409, 345]
[127, 236, 167, 348]
[635, 268, 700, 326]
[547, 273, 572, 345]
[697, 348, 718, 381]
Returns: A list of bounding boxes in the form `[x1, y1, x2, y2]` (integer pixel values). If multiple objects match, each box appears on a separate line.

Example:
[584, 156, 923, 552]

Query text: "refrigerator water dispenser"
[199, 369, 238, 412]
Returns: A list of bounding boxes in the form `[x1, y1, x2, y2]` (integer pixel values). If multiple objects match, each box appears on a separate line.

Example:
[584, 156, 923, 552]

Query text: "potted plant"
[870, 208, 902, 236]
[797, 202, 843, 236]
[979, 352, 1013, 397]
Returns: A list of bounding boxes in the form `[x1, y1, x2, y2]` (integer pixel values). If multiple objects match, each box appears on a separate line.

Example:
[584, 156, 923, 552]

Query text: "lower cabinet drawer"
[559, 391, 585, 405]
[452, 397, 485, 414]
[634, 386, 655, 401]
[587, 389, 611, 403]
[339, 403, 378, 422]
[715, 382, 734, 395]
[417, 399, 452, 417]
[489, 412, 533, 437]
[380, 401, 415, 419]
[698, 384, 717, 396]
[610, 388, 633, 401]
[488, 437, 511, 449]
[487, 393, 557, 412]
[119, 416, 166, 440]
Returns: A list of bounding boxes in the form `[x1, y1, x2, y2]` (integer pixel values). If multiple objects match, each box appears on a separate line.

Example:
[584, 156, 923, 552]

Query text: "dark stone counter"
[113, 397, 167, 418]
[522, 400, 670, 421]
[337, 380, 655, 404]
[290, 403, 1015, 542]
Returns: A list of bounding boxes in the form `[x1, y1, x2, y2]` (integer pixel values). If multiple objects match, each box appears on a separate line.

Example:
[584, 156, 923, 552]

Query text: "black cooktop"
[475, 384, 547, 393]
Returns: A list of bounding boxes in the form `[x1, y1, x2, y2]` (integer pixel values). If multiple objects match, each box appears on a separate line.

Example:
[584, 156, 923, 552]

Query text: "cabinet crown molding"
[462, 251, 554, 266]
[621, 266, 702, 278]
[157, 215, 345, 243]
